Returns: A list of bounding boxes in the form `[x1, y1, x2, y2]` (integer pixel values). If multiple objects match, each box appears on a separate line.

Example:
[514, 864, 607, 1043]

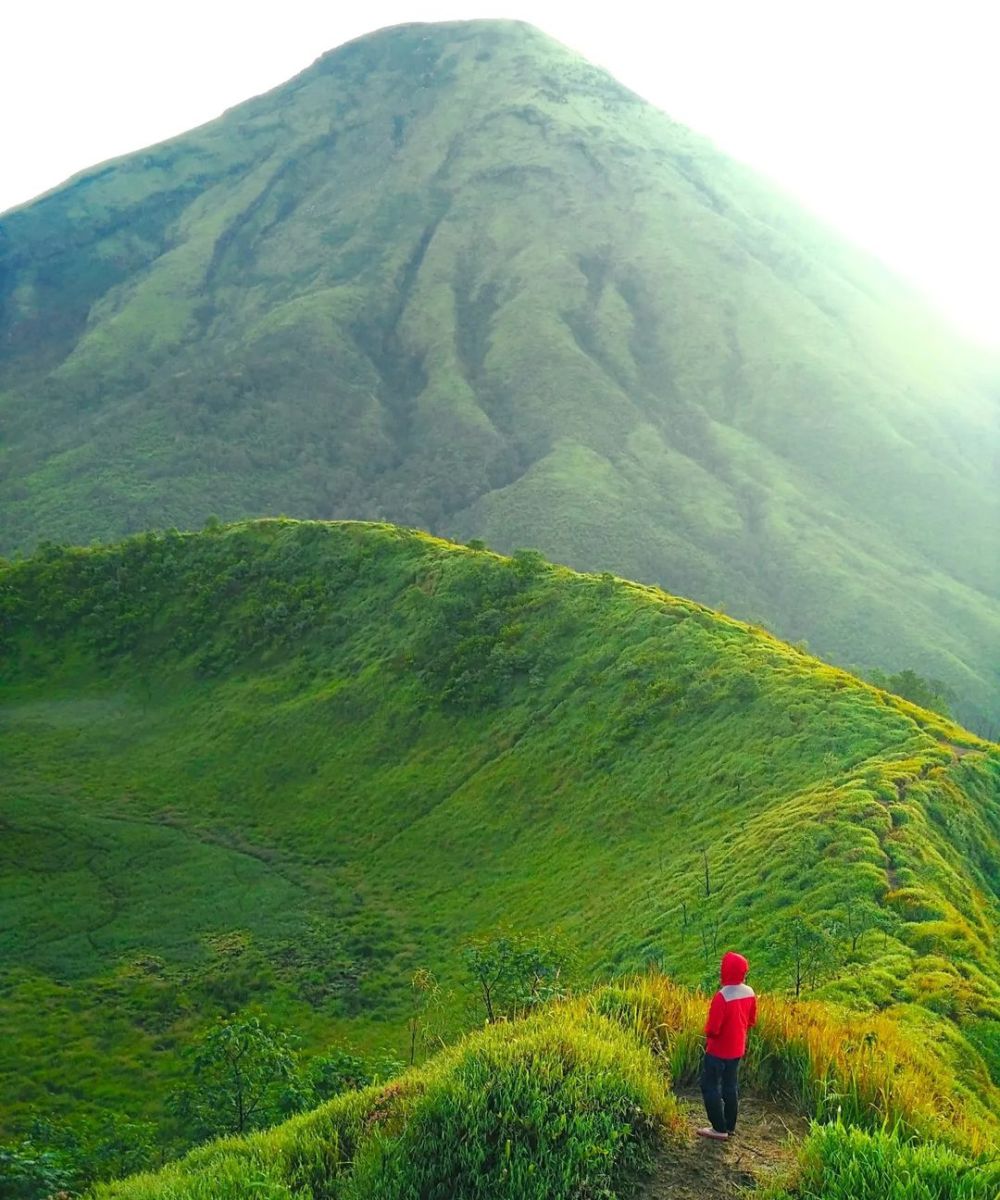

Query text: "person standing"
[697, 951, 756, 1141]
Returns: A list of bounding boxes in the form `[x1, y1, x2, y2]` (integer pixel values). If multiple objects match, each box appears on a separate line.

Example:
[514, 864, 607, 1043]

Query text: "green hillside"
[87, 979, 1000, 1199]
[1, 20, 998, 728]
[2, 519, 998, 1185]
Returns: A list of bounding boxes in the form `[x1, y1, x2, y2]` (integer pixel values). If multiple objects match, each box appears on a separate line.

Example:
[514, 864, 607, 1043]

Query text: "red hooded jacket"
[704, 952, 756, 1059]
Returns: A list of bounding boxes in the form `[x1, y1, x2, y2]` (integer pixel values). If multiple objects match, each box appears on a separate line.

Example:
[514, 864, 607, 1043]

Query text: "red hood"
[720, 952, 749, 985]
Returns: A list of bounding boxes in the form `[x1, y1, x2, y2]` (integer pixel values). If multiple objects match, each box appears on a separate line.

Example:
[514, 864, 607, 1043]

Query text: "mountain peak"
[1, 23, 997, 730]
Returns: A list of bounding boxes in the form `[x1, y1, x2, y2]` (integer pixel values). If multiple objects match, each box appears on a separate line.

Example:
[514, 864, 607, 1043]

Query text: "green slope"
[87, 980, 1000, 1199]
[0, 20, 998, 728]
[1, 520, 998, 1152]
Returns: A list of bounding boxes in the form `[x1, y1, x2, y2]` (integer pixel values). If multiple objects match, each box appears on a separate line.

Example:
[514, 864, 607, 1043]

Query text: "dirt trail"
[639, 1090, 807, 1200]
[941, 741, 979, 759]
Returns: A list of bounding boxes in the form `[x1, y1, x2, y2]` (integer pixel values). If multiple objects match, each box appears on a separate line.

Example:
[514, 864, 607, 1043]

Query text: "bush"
[0, 1111, 156, 1198]
[303, 1048, 371, 1102]
[0, 1140, 70, 1200]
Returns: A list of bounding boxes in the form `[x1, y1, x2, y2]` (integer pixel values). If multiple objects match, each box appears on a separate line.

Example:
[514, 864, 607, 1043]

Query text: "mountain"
[0, 20, 997, 730]
[2, 520, 998, 1166]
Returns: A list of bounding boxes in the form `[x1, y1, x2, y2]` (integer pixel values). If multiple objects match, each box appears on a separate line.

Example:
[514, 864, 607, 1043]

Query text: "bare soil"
[639, 1090, 807, 1199]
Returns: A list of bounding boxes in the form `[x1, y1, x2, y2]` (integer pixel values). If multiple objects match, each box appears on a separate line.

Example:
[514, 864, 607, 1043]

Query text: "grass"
[590, 975, 999, 1155]
[0, 19, 997, 730]
[91, 1000, 679, 1200]
[1, 518, 998, 1162]
[765, 1123, 1000, 1200]
[89, 977, 1000, 1198]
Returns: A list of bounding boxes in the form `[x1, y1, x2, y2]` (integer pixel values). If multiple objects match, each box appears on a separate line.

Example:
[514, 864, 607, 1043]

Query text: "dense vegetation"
[1, 20, 998, 728]
[1, 519, 998, 1194]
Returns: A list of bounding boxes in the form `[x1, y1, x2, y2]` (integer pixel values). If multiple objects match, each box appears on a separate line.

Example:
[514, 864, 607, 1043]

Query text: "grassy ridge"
[1, 20, 998, 727]
[90, 1000, 677, 1200]
[1, 519, 998, 1147]
[598, 976, 999, 1154]
[90, 979, 1000, 1199]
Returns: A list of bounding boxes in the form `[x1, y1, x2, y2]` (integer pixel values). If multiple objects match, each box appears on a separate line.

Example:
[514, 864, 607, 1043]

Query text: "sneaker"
[696, 1127, 729, 1141]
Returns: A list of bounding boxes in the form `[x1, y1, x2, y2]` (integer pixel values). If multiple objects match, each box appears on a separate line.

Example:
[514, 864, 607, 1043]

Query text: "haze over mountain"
[1, 19, 997, 728]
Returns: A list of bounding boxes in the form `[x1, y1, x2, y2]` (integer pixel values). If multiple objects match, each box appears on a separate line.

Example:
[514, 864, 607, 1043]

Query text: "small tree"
[462, 929, 571, 1023]
[678, 898, 690, 946]
[693, 911, 723, 972]
[302, 1048, 370, 1103]
[770, 913, 835, 997]
[169, 1015, 298, 1140]
[869, 668, 955, 719]
[838, 887, 892, 956]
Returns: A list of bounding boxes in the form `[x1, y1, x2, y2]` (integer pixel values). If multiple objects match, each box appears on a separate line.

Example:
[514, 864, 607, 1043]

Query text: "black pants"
[700, 1052, 741, 1133]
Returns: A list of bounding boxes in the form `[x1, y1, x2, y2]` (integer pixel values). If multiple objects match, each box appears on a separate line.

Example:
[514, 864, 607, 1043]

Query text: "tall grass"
[591, 976, 998, 1156]
[765, 1121, 1000, 1200]
[92, 1003, 681, 1199]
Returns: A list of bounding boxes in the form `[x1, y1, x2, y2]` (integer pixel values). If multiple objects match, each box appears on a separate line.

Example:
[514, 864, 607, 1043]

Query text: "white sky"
[4, 0, 998, 347]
